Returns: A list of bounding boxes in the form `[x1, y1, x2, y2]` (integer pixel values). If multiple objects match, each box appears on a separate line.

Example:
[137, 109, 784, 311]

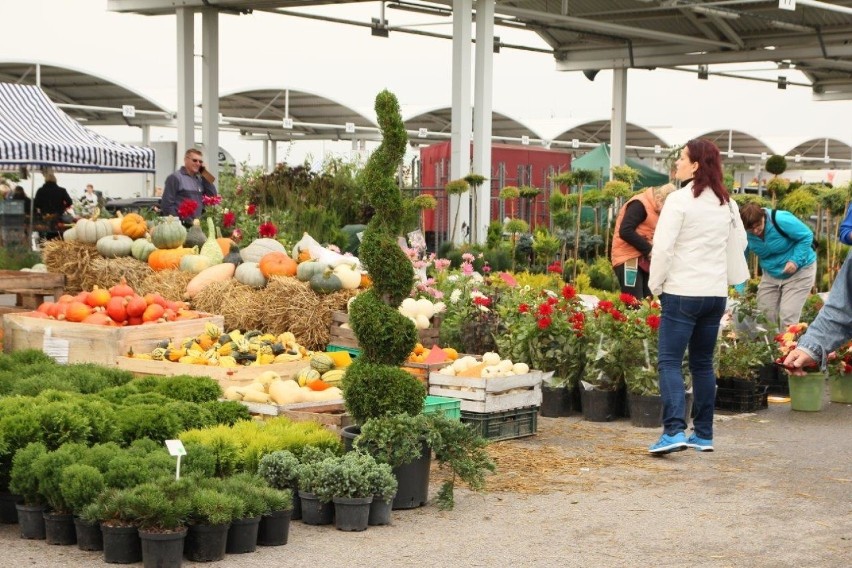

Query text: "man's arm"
[160, 174, 179, 216]
[201, 178, 217, 197]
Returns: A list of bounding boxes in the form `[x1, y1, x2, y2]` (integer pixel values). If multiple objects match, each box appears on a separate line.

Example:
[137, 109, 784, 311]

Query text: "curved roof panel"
[404, 107, 541, 143]
[553, 120, 668, 154]
[693, 130, 775, 161]
[0, 60, 172, 126]
[785, 138, 852, 160]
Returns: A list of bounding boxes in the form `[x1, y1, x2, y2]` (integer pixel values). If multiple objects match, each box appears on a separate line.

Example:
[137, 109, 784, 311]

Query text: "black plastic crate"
[460, 406, 538, 441]
[757, 365, 790, 396]
[715, 384, 769, 412]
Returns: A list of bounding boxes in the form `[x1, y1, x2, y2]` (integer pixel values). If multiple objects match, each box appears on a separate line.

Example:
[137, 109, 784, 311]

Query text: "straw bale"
[80, 257, 152, 292]
[41, 241, 98, 293]
[138, 270, 194, 302]
[193, 280, 260, 332]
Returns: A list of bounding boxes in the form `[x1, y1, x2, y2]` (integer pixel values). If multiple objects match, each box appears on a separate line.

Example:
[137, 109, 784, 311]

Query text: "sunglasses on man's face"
[189, 158, 203, 164]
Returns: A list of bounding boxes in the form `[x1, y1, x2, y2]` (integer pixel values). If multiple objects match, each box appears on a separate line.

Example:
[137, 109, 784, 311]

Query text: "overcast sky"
[5, 0, 852, 169]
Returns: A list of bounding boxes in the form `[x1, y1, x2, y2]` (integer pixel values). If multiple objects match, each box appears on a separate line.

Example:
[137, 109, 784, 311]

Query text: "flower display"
[177, 198, 198, 222]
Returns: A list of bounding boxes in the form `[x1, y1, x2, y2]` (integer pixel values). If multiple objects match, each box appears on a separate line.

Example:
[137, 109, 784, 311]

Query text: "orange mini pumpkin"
[259, 252, 297, 278]
[120, 213, 148, 239]
[148, 248, 193, 271]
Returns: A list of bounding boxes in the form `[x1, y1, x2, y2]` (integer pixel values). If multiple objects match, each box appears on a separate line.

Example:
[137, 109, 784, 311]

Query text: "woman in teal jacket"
[739, 203, 817, 330]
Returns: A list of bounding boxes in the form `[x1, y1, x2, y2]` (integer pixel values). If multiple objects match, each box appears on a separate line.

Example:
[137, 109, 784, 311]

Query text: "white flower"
[471, 272, 484, 283]
[477, 305, 490, 313]
[450, 289, 462, 304]
[433, 301, 446, 314]
[470, 291, 486, 300]
[448, 274, 459, 283]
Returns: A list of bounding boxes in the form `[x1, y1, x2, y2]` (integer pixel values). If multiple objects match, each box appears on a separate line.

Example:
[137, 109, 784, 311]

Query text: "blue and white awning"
[0, 82, 155, 173]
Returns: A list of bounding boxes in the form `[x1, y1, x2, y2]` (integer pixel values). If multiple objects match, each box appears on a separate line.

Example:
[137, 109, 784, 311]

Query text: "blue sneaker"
[648, 432, 688, 454]
[686, 434, 714, 452]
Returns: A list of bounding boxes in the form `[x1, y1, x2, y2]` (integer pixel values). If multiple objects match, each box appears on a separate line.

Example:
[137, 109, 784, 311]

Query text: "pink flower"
[434, 258, 451, 272]
[231, 228, 243, 242]
[461, 262, 474, 275]
[498, 272, 518, 287]
[482, 262, 491, 274]
[462, 252, 475, 262]
[202, 195, 222, 206]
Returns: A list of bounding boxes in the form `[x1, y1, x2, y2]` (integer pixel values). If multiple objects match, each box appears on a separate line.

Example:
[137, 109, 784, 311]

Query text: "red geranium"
[547, 260, 563, 274]
[177, 198, 198, 220]
[645, 314, 661, 331]
[222, 211, 236, 228]
[246, 203, 257, 215]
[258, 221, 278, 238]
[562, 284, 576, 301]
[518, 303, 529, 313]
[537, 303, 554, 317]
[537, 316, 552, 330]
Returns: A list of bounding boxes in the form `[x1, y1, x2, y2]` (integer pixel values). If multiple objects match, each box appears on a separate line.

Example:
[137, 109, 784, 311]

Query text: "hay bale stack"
[81, 257, 153, 292]
[138, 270, 194, 302]
[193, 279, 262, 331]
[41, 241, 98, 293]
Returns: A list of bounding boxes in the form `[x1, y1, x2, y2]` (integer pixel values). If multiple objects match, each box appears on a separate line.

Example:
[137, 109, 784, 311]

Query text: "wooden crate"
[428, 371, 543, 413]
[0, 270, 65, 309]
[2, 312, 224, 365]
[329, 310, 442, 350]
[279, 400, 352, 432]
[114, 356, 308, 388]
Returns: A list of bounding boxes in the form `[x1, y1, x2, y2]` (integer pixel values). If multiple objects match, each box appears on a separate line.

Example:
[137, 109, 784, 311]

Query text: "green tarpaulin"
[571, 143, 669, 188]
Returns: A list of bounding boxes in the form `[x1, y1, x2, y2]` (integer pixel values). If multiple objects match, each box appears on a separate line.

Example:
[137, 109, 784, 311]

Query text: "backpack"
[769, 209, 818, 251]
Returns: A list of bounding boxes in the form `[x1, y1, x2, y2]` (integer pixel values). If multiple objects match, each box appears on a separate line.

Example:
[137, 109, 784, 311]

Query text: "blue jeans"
[658, 293, 727, 439]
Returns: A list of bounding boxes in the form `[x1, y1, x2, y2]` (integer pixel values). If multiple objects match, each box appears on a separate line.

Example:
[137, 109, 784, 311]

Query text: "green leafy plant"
[60, 464, 106, 515]
[257, 450, 301, 490]
[126, 478, 191, 532]
[312, 452, 375, 502]
[9, 442, 48, 505]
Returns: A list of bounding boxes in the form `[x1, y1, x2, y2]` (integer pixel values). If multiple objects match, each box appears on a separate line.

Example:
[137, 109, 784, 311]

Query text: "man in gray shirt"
[160, 148, 217, 223]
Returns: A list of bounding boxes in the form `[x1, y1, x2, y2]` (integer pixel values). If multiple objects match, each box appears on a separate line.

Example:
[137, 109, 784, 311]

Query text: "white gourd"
[199, 217, 224, 265]
[415, 298, 435, 318]
[400, 298, 418, 317]
[240, 238, 287, 263]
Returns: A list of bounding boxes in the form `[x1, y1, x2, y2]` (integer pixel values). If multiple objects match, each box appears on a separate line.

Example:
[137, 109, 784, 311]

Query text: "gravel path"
[2, 399, 850, 567]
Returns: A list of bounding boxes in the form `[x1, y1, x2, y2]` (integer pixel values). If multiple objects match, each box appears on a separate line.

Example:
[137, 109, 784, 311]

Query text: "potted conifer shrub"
[127, 479, 191, 568]
[296, 450, 337, 526]
[366, 457, 397, 526]
[314, 452, 376, 532]
[255, 483, 293, 547]
[184, 479, 244, 562]
[82, 487, 143, 564]
[9, 442, 48, 540]
[221, 473, 267, 554]
[61, 463, 106, 551]
[32, 443, 84, 546]
[257, 450, 302, 520]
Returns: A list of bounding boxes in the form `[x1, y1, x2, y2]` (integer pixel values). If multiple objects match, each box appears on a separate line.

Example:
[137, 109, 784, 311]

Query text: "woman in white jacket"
[647, 139, 746, 454]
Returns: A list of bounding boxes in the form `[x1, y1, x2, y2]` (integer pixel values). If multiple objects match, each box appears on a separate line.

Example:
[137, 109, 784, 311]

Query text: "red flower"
[473, 296, 491, 307]
[598, 300, 614, 311]
[537, 316, 552, 330]
[562, 284, 576, 301]
[246, 203, 257, 215]
[202, 195, 222, 206]
[546, 296, 558, 306]
[570, 311, 585, 330]
[518, 303, 529, 313]
[619, 293, 639, 307]
[547, 260, 563, 274]
[646, 314, 661, 330]
[482, 263, 491, 274]
[258, 221, 278, 238]
[222, 211, 236, 228]
[610, 309, 627, 322]
[177, 199, 198, 220]
[537, 303, 553, 317]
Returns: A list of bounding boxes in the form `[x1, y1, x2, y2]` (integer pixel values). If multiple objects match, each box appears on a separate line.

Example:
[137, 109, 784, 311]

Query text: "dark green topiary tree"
[343, 90, 425, 425]
[765, 155, 787, 176]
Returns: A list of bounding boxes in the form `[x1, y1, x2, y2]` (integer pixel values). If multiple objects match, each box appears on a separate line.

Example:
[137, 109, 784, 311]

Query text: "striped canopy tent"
[0, 82, 154, 173]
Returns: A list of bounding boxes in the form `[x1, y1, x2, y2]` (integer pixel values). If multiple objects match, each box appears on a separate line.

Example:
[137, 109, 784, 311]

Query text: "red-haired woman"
[647, 139, 747, 455]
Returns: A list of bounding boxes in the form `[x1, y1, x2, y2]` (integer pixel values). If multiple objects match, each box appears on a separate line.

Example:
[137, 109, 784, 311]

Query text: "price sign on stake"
[165, 440, 186, 479]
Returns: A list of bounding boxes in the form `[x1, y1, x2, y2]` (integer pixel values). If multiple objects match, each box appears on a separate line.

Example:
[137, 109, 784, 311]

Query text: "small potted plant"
[220, 473, 268, 555]
[257, 450, 302, 520]
[255, 483, 293, 547]
[127, 479, 191, 568]
[313, 452, 376, 532]
[60, 463, 106, 551]
[184, 479, 244, 562]
[81, 487, 142, 564]
[32, 444, 85, 546]
[775, 322, 825, 412]
[366, 458, 397, 526]
[295, 452, 337, 526]
[9, 441, 48, 540]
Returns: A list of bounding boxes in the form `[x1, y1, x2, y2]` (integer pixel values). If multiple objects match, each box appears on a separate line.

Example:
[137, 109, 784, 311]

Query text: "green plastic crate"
[423, 395, 461, 420]
[460, 406, 539, 441]
[327, 344, 361, 357]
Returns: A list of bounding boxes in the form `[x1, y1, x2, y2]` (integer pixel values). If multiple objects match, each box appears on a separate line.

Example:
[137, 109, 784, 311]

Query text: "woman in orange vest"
[610, 183, 676, 298]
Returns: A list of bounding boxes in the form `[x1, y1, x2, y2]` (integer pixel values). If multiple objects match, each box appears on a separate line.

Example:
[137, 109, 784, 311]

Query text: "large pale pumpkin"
[151, 216, 187, 249]
[234, 262, 267, 288]
[148, 247, 194, 271]
[120, 213, 148, 239]
[186, 262, 235, 299]
[240, 238, 287, 263]
[75, 218, 114, 244]
[179, 254, 213, 274]
[96, 235, 134, 258]
[259, 252, 297, 278]
[63, 227, 77, 242]
[296, 260, 328, 282]
[131, 237, 156, 262]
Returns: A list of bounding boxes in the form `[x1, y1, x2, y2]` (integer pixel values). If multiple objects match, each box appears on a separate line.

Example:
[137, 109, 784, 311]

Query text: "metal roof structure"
[785, 137, 852, 168]
[109, 1, 852, 100]
[0, 61, 172, 126]
[553, 120, 668, 154]
[403, 107, 541, 144]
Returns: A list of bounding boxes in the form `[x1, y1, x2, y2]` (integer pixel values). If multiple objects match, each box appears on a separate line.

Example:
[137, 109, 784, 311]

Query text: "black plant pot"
[184, 523, 229, 562]
[257, 509, 291, 546]
[333, 496, 372, 532]
[139, 527, 186, 568]
[580, 388, 619, 422]
[368, 495, 393, 526]
[392, 440, 431, 510]
[540, 385, 572, 417]
[341, 424, 359, 452]
[570, 381, 583, 413]
[74, 517, 103, 552]
[298, 491, 333, 526]
[101, 523, 142, 564]
[290, 486, 302, 521]
[44, 511, 77, 545]
[0, 492, 23, 524]
[15, 503, 47, 540]
[225, 516, 261, 554]
[628, 394, 663, 428]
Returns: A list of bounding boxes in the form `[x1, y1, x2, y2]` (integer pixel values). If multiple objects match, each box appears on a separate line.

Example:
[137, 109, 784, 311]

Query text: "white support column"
[450, 0, 473, 246]
[262, 140, 270, 172]
[270, 140, 277, 170]
[201, 7, 219, 179]
[610, 68, 628, 171]
[141, 125, 152, 196]
[472, 0, 494, 245]
[176, 7, 194, 158]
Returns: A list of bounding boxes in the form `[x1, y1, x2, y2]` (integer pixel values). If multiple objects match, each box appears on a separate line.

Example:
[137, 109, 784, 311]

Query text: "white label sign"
[418, 128, 428, 138]
[165, 439, 186, 457]
[779, 0, 796, 11]
[571, 138, 580, 148]
[121, 105, 136, 118]
[521, 135, 530, 146]
[282, 117, 293, 129]
[345, 122, 355, 133]
[42, 328, 69, 364]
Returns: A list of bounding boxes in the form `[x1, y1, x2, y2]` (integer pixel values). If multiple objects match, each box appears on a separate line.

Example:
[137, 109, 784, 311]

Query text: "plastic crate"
[715, 385, 769, 412]
[327, 344, 361, 358]
[460, 406, 539, 441]
[422, 395, 461, 420]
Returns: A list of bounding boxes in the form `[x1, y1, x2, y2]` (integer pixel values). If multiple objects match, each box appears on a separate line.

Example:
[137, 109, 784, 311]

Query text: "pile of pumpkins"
[64, 212, 369, 300]
[29, 279, 206, 325]
[436, 352, 530, 379]
[223, 369, 343, 406]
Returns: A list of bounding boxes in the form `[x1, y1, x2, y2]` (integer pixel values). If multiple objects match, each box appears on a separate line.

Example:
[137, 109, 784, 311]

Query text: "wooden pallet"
[115, 356, 308, 388]
[329, 310, 442, 350]
[0, 270, 64, 308]
[428, 371, 543, 413]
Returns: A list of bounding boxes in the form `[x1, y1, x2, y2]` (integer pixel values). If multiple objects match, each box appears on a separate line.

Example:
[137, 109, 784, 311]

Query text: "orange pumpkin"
[109, 277, 135, 298]
[143, 293, 168, 308]
[259, 252, 298, 278]
[65, 301, 93, 323]
[36, 302, 54, 315]
[120, 213, 148, 239]
[148, 248, 193, 271]
[106, 296, 128, 323]
[86, 286, 112, 308]
[82, 312, 112, 326]
[216, 237, 233, 256]
[143, 303, 165, 322]
[297, 249, 313, 263]
[126, 295, 148, 318]
[360, 273, 373, 288]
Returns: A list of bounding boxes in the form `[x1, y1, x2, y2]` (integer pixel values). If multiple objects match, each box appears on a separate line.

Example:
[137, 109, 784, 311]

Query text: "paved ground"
[2, 393, 849, 567]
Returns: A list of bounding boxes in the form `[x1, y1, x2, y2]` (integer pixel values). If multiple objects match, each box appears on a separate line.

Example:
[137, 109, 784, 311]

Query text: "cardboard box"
[428, 371, 543, 413]
[2, 312, 224, 365]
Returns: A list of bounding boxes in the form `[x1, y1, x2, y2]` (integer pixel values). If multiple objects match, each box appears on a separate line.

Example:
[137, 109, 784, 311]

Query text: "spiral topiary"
[343, 90, 424, 424]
